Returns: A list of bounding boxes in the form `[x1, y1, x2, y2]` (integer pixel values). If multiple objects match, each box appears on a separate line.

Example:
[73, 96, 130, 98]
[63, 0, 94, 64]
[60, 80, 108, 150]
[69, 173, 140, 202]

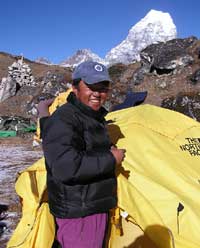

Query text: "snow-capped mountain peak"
[59, 49, 105, 67]
[35, 57, 52, 65]
[105, 9, 177, 65]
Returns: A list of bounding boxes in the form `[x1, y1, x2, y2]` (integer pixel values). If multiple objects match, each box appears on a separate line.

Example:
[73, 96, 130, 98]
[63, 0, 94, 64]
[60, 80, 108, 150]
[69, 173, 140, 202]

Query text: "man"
[41, 61, 126, 248]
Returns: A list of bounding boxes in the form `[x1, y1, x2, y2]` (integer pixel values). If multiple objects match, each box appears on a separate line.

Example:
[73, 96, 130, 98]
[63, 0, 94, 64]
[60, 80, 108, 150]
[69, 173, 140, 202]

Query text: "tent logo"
[180, 138, 200, 156]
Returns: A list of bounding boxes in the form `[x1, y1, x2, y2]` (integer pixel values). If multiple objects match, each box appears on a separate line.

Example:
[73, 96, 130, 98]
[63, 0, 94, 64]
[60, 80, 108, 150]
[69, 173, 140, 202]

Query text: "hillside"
[0, 36, 200, 123]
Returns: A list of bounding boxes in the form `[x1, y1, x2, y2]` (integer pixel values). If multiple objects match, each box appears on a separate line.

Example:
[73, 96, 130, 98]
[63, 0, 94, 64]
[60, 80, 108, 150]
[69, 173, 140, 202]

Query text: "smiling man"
[41, 61, 126, 248]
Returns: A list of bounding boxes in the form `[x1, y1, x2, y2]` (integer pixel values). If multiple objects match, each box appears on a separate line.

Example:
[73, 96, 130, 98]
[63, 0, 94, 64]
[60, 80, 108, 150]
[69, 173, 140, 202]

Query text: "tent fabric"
[106, 105, 200, 248]
[112, 90, 147, 111]
[0, 130, 17, 137]
[7, 158, 55, 248]
[8, 104, 200, 248]
[34, 89, 72, 142]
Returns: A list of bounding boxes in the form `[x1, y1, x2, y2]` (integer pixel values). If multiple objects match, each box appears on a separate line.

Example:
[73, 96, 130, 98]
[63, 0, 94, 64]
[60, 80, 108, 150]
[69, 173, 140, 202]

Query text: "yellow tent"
[8, 105, 200, 248]
[107, 105, 200, 248]
[7, 158, 55, 248]
[34, 89, 72, 142]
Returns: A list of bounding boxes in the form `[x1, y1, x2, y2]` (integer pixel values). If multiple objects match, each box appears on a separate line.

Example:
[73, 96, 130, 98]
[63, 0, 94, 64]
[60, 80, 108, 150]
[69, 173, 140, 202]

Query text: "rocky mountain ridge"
[59, 49, 105, 68]
[0, 36, 200, 127]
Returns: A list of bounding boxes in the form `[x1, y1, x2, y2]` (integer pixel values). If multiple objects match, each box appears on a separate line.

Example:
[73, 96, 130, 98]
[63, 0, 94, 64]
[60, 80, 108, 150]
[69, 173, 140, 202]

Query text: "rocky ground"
[0, 136, 43, 248]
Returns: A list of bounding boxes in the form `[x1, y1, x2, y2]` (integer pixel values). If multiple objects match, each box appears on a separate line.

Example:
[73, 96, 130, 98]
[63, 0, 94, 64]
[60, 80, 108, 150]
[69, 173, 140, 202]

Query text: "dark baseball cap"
[72, 61, 112, 84]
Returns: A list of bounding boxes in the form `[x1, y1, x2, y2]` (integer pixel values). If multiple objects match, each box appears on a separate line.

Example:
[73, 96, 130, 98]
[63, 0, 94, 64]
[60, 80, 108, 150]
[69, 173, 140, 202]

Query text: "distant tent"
[112, 90, 147, 111]
[0, 126, 36, 137]
[0, 116, 36, 137]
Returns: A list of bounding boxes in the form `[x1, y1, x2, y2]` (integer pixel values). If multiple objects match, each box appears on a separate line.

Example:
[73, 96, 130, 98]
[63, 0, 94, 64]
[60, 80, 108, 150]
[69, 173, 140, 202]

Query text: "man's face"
[73, 80, 110, 111]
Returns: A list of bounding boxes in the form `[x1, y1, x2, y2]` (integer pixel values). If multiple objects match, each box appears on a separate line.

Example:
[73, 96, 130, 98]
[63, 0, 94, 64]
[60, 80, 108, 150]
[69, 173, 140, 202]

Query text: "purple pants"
[56, 213, 108, 248]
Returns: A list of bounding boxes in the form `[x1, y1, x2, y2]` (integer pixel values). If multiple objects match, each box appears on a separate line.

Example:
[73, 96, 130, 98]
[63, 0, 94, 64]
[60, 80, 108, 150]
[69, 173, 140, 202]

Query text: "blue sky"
[1, 0, 199, 63]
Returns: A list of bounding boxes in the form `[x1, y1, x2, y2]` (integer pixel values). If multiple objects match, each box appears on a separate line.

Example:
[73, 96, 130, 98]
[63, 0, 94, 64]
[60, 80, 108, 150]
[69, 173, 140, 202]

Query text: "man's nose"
[93, 91, 101, 96]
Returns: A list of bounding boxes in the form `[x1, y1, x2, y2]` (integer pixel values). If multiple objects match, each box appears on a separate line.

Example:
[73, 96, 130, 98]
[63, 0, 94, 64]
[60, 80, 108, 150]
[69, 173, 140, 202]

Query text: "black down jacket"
[41, 92, 117, 218]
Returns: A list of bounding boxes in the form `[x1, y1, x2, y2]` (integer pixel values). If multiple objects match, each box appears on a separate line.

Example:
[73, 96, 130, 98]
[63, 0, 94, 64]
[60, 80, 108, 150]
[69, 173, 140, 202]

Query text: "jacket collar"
[67, 92, 108, 122]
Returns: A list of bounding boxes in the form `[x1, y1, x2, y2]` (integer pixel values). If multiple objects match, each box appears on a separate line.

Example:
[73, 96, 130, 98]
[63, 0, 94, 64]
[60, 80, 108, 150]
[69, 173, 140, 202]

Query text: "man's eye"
[92, 88, 109, 92]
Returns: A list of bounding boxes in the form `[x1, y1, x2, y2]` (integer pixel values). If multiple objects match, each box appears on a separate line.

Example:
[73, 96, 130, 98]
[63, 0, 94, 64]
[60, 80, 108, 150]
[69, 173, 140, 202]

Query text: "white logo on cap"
[94, 64, 103, 72]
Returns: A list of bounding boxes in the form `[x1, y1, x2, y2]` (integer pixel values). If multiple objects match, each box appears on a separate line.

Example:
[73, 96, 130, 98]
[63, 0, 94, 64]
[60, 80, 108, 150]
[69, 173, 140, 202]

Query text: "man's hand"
[110, 146, 126, 165]
[36, 98, 55, 118]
